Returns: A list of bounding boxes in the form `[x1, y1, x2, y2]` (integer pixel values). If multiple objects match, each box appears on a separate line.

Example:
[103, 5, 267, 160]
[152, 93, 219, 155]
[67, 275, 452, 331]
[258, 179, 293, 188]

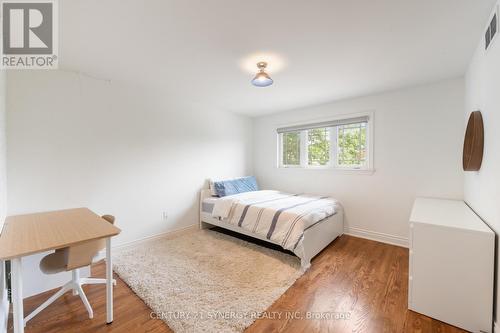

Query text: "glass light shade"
[251, 71, 273, 87]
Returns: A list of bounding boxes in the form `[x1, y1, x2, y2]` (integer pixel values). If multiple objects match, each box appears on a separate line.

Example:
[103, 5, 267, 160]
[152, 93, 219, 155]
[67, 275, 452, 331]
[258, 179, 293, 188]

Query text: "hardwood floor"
[8, 235, 468, 333]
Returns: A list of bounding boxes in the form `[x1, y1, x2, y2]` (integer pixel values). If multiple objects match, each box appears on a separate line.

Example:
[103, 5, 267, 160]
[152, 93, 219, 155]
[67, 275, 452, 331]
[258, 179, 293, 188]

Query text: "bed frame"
[199, 189, 344, 271]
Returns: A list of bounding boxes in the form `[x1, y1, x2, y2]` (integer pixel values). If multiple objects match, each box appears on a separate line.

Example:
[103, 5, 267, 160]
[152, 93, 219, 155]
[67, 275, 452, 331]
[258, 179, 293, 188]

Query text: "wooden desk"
[0, 208, 121, 333]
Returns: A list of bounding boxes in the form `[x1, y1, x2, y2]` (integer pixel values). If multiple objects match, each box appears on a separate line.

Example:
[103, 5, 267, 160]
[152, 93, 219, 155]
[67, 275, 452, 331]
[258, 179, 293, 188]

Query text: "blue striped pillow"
[213, 176, 259, 197]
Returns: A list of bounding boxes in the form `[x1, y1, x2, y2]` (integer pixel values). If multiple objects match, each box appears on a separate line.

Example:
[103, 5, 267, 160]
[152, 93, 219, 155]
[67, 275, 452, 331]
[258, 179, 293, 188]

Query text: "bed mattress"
[201, 190, 341, 254]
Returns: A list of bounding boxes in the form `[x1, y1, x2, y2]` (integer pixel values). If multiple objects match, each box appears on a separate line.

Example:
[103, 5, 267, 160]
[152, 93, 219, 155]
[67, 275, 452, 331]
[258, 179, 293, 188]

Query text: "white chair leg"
[75, 284, 94, 319]
[25, 268, 103, 324]
[80, 277, 116, 286]
[72, 269, 80, 295]
[24, 282, 72, 325]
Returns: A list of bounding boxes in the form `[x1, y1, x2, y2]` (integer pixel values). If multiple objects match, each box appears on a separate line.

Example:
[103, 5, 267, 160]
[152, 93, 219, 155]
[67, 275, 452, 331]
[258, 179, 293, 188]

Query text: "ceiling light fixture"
[251, 62, 273, 87]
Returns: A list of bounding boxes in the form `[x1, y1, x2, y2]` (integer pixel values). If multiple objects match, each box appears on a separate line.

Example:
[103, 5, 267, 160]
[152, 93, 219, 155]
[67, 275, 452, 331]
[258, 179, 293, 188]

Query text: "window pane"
[337, 123, 367, 167]
[282, 132, 301, 165]
[308, 128, 330, 166]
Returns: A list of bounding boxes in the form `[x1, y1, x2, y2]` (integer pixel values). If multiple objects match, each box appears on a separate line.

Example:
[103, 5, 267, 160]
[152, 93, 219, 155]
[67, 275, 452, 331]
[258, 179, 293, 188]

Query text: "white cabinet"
[409, 198, 494, 333]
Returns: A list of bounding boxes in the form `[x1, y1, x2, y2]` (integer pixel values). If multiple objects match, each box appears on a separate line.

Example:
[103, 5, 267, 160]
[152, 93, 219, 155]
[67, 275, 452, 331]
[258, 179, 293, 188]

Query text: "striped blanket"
[211, 190, 340, 253]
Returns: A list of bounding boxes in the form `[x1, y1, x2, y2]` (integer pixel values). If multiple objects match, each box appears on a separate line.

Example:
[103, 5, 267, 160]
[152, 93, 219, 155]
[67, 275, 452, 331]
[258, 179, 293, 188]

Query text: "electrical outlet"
[162, 212, 168, 220]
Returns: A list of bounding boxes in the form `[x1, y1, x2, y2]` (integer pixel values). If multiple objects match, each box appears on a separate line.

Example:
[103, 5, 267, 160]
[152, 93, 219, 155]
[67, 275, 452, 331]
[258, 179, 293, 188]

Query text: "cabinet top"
[410, 198, 493, 233]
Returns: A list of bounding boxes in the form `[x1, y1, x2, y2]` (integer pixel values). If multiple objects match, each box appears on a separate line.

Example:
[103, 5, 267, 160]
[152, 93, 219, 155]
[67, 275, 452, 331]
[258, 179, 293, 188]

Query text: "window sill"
[278, 166, 375, 175]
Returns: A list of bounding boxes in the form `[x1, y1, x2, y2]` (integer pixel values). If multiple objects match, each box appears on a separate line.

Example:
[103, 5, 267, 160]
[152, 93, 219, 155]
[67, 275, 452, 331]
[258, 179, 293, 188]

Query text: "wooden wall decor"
[463, 111, 484, 171]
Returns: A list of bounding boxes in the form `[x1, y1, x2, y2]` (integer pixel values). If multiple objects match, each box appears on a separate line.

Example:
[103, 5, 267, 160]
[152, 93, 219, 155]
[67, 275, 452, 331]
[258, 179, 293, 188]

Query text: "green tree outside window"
[308, 128, 330, 166]
[282, 132, 300, 165]
[337, 124, 366, 166]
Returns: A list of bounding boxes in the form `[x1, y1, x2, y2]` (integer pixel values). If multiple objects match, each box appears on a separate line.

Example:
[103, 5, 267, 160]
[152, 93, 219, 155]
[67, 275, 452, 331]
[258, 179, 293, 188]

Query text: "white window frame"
[277, 111, 375, 173]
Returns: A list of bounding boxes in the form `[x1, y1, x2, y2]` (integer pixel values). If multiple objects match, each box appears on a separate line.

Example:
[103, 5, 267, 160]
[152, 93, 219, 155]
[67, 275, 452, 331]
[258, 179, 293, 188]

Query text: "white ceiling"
[60, 0, 496, 116]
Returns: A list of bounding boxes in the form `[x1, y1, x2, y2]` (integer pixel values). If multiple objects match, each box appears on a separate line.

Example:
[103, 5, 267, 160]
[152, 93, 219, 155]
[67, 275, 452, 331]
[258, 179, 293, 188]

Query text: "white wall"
[0, 70, 8, 333]
[6, 70, 252, 297]
[253, 79, 465, 244]
[464, 1, 500, 327]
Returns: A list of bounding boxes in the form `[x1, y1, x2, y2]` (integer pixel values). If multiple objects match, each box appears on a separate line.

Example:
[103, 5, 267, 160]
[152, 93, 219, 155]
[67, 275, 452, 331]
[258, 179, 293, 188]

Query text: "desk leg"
[106, 237, 113, 324]
[11, 258, 24, 333]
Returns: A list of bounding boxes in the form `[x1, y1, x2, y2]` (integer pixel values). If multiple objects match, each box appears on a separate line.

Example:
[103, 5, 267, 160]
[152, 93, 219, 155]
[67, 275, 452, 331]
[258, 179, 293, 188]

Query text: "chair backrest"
[65, 215, 115, 271]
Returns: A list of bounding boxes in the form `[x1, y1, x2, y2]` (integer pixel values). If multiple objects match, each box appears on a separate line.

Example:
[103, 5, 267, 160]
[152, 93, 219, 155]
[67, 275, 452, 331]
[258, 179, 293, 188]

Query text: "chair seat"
[27, 214, 117, 325]
[40, 251, 67, 274]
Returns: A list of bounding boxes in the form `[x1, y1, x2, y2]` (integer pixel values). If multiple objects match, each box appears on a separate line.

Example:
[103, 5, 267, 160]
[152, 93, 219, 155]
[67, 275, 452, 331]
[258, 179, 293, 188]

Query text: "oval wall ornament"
[462, 111, 484, 171]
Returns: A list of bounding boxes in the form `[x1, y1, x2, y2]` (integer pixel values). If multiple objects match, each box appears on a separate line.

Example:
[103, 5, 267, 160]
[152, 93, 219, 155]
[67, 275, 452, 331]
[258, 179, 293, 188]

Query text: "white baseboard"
[96, 224, 198, 260]
[344, 226, 408, 248]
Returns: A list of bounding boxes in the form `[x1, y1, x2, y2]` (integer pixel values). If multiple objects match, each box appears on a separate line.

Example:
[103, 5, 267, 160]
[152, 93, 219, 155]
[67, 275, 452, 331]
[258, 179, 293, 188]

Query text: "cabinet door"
[409, 222, 493, 333]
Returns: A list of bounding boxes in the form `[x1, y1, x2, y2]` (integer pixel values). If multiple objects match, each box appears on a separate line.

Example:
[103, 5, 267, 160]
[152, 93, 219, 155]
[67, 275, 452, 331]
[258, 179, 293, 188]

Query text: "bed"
[199, 187, 344, 271]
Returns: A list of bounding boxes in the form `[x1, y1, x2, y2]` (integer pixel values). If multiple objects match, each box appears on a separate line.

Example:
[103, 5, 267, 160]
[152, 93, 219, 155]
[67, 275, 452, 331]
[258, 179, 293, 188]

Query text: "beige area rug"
[113, 229, 304, 333]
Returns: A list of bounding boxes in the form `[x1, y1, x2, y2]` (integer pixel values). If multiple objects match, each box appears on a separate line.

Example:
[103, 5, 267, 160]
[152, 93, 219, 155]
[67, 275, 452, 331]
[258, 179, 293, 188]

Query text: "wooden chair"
[24, 215, 117, 325]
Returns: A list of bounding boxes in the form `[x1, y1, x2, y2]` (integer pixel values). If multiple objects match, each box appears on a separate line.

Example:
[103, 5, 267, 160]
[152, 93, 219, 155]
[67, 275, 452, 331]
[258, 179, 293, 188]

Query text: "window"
[308, 127, 330, 166]
[282, 131, 301, 166]
[277, 113, 373, 171]
[337, 122, 367, 167]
